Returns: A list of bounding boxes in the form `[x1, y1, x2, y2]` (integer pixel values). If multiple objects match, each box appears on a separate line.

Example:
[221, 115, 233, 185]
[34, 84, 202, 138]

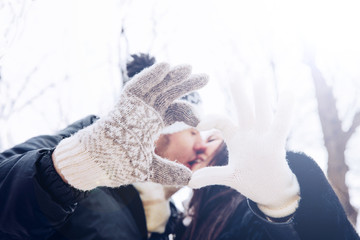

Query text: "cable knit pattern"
[53, 62, 208, 190]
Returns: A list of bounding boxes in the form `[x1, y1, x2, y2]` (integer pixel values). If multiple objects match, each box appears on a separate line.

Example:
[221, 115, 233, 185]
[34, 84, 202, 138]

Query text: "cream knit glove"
[53, 63, 208, 190]
[189, 79, 300, 218]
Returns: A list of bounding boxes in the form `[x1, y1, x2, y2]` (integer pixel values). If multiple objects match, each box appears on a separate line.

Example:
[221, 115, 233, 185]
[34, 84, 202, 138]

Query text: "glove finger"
[150, 154, 192, 186]
[154, 73, 209, 114]
[163, 101, 200, 127]
[189, 166, 233, 189]
[253, 77, 273, 132]
[143, 64, 192, 105]
[229, 80, 255, 130]
[270, 91, 294, 146]
[197, 115, 237, 141]
[126, 62, 170, 97]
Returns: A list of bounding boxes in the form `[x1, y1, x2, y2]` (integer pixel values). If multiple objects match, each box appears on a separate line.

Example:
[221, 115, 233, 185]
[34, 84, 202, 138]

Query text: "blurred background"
[1, 0, 360, 230]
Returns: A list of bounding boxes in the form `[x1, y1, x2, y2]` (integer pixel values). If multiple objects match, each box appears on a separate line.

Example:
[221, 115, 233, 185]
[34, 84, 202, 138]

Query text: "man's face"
[155, 128, 223, 171]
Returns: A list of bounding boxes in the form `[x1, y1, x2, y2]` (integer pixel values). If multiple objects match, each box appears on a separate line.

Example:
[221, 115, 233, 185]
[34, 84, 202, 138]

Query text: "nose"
[193, 139, 207, 154]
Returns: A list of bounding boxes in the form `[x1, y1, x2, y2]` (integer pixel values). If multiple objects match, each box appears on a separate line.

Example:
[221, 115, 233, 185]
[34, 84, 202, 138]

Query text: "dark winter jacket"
[209, 152, 360, 240]
[0, 116, 359, 239]
[0, 115, 174, 240]
[0, 116, 98, 240]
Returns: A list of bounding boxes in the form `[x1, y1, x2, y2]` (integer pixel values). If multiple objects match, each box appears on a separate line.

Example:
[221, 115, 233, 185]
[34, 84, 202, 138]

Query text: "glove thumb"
[163, 101, 200, 127]
[189, 165, 233, 189]
[150, 154, 192, 186]
[197, 115, 237, 141]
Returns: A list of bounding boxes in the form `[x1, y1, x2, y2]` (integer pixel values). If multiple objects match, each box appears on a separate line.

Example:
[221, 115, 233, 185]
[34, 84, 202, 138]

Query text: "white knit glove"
[53, 63, 208, 190]
[189, 79, 300, 218]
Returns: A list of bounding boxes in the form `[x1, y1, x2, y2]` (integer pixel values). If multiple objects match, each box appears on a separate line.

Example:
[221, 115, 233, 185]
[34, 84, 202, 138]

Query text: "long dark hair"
[180, 142, 245, 240]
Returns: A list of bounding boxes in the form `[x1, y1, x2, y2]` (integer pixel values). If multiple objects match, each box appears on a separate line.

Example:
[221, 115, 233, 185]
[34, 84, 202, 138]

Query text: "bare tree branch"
[149, 2, 159, 52]
[304, 46, 358, 225]
[345, 111, 360, 142]
[5, 65, 39, 118]
[13, 82, 55, 113]
[118, 25, 129, 85]
[0, 0, 33, 60]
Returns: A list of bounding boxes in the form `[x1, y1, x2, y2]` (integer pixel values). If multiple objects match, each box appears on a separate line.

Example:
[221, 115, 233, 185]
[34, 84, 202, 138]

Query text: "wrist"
[265, 214, 294, 223]
[41, 150, 88, 205]
[247, 198, 295, 224]
[256, 172, 300, 218]
[52, 151, 68, 184]
[53, 135, 112, 190]
[257, 193, 300, 218]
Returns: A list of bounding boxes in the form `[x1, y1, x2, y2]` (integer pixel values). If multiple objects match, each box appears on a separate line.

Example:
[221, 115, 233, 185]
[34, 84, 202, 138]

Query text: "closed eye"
[206, 132, 223, 143]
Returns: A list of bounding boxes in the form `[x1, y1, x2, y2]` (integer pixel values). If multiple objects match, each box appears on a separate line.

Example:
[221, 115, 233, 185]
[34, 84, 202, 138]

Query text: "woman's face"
[190, 130, 224, 172]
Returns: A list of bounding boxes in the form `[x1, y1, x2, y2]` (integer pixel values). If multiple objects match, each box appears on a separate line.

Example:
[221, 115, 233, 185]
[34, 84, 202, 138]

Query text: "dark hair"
[180, 142, 245, 240]
[126, 53, 156, 79]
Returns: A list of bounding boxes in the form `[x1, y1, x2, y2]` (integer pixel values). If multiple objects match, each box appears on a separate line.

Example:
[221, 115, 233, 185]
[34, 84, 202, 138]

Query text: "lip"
[187, 157, 205, 170]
